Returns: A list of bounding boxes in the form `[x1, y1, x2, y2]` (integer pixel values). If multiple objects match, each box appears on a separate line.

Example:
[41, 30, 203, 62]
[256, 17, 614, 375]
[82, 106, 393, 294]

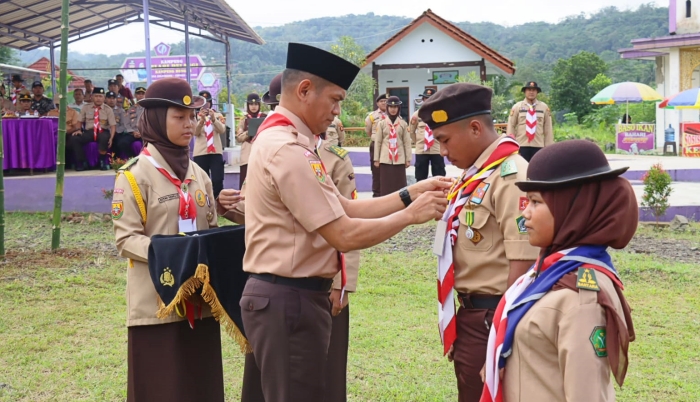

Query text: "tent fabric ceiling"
[0, 0, 264, 51]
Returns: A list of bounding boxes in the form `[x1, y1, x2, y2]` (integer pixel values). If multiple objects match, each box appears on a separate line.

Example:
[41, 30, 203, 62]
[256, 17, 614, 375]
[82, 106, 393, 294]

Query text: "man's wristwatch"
[399, 187, 412, 208]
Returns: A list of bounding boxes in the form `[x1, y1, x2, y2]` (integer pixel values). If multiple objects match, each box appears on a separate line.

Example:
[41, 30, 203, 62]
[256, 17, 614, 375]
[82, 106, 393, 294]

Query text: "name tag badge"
[433, 220, 448, 256]
[178, 218, 196, 233]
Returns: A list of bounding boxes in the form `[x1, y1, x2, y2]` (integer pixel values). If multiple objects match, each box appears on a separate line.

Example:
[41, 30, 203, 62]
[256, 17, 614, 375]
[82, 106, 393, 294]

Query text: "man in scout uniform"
[30, 81, 55, 116]
[108, 90, 137, 159]
[410, 88, 445, 181]
[69, 88, 86, 113]
[240, 42, 451, 402]
[365, 93, 388, 197]
[73, 87, 116, 171]
[418, 83, 539, 402]
[84, 79, 94, 103]
[325, 114, 345, 147]
[506, 81, 553, 162]
[7, 74, 26, 109]
[48, 100, 82, 165]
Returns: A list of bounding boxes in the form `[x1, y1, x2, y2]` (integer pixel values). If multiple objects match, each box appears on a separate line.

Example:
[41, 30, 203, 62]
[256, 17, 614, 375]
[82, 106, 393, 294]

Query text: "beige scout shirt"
[504, 274, 625, 402]
[194, 113, 226, 156]
[236, 113, 267, 165]
[506, 100, 554, 148]
[47, 107, 81, 134]
[409, 110, 440, 155]
[453, 136, 539, 295]
[364, 109, 386, 142]
[325, 117, 345, 147]
[317, 139, 360, 291]
[374, 116, 412, 165]
[79, 103, 116, 131]
[112, 144, 218, 327]
[243, 106, 346, 279]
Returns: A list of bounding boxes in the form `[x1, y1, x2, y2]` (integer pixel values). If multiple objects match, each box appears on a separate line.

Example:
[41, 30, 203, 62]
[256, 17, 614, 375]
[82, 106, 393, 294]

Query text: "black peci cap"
[286, 43, 360, 91]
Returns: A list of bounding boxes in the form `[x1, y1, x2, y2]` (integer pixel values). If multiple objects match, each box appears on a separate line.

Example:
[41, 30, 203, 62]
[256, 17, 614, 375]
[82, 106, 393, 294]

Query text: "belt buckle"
[459, 294, 474, 309]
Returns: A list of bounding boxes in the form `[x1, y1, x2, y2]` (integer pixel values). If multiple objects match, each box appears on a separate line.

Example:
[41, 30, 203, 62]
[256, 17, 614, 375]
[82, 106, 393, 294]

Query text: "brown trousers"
[453, 307, 495, 402]
[240, 277, 333, 402]
[369, 142, 380, 197]
[241, 291, 351, 402]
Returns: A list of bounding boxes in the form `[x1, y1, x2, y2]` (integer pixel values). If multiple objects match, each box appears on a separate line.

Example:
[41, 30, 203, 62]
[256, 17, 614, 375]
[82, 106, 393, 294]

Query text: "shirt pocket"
[458, 208, 493, 252]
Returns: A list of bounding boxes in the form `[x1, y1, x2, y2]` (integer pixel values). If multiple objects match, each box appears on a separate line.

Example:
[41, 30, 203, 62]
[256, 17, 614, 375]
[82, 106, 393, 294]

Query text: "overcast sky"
[63, 0, 663, 56]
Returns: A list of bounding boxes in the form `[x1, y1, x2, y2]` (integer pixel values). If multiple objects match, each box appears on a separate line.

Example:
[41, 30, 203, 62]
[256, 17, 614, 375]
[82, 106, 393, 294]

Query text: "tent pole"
[143, 0, 152, 86]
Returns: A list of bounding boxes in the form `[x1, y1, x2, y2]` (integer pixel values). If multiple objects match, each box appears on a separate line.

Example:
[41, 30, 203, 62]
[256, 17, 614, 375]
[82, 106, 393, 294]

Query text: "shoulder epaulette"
[118, 156, 139, 172]
[327, 145, 348, 159]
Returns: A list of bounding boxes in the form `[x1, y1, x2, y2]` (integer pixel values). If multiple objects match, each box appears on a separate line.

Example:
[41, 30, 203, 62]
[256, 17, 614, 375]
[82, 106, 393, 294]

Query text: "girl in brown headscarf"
[235, 93, 267, 189]
[112, 78, 242, 402]
[374, 96, 412, 196]
[481, 140, 637, 402]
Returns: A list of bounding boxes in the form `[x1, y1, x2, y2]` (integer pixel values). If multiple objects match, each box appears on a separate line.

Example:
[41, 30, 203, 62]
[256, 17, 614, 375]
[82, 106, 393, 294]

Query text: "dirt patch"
[0, 248, 103, 274]
[376, 225, 700, 264]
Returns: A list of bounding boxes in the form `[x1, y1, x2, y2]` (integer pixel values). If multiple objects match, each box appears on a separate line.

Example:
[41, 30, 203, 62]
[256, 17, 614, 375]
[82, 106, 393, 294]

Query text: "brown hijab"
[138, 106, 190, 181]
[543, 177, 638, 387]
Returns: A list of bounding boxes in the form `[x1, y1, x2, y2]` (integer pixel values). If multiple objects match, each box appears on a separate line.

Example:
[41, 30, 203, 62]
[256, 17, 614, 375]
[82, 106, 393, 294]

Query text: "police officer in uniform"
[116, 86, 147, 159]
[106, 91, 129, 149]
[240, 42, 450, 402]
[506, 81, 553, 162]
[410, 88, 445, 181]
[374, 96, 412, 196]
[73, 87, 116, 171]
[194, 90, 226, 198]
[418, 83, 539, 402]
[365, 93, 388, 197]
[235, 93, 266, 188]
[112, 77, 242, 402]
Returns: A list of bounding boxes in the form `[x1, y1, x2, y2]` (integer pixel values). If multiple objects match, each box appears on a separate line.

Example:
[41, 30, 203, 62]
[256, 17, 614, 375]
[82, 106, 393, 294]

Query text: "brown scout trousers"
[240, 277, 334, 402]
[369, 142, 380, 197]
[241, 285, 351, 402]
[452, 307, 496, 402]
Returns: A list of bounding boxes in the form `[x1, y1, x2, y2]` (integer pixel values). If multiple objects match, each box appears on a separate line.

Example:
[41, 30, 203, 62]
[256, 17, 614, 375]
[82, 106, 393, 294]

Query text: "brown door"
[387, 87, 410, 121]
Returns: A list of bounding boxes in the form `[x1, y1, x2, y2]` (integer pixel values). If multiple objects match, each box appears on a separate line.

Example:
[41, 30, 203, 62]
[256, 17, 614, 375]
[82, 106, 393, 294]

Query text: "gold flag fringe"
[155, 263, 251, 354]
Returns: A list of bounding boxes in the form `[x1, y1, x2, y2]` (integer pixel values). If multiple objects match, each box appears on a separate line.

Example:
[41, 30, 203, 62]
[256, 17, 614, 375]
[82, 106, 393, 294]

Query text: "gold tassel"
[155, 275, 203, 319]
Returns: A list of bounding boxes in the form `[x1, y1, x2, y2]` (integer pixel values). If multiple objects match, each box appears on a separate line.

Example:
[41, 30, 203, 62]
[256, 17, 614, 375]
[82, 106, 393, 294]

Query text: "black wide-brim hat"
[11, 74, 22, 82]
[246, 93, 262, 104]
[387, 95, 402, 106]
[521, 81, 542, 93]
[515, 140, 628, 192]
[148, 225, 250, 352]
[139, 77, 206, 109]
[262, 73, 282, 105]
[421, 88, 436, 98]
[286, 42, 360, 91]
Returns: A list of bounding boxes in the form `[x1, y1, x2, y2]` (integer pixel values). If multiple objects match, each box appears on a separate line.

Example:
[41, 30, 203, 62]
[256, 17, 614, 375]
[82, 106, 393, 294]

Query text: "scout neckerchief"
[141, 147, 197, 228]
[424, 123, 435, 151]
[387, 117, 400, 163]
[481, 245, 623, 402]
[525, 102, 537, 143]
[204, 116, 216, 153]
[11, 86, 24, 106]
[436, 136, 519, 356]
[93, 105, 103, 141]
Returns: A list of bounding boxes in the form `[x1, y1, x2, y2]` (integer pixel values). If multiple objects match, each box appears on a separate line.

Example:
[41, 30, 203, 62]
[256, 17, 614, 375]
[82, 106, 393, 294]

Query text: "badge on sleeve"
[500, 160, 518, 177]
[589, 326, 607, 357]
[470, 182, 490, 205]
[195, 189, 206, 207]
[576, 267, 600, 291]
[519, 197, 529, 211]
[351, 189, 358, 200]
[515, 215, 527, 234]
[112, 201, 124, 220]
[309, 160, 326, 183]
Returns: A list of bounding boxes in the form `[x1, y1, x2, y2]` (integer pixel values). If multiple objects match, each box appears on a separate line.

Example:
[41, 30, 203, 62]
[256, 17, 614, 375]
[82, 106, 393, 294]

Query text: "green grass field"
[0, 214, 699, 401]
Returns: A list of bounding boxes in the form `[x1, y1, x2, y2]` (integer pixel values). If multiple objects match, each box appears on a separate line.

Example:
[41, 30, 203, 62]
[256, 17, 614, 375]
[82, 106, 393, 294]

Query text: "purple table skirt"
[2, 118, 58, 170]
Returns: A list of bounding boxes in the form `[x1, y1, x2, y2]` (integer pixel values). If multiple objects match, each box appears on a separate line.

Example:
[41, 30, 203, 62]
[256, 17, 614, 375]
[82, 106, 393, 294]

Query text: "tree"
[457, 72, 511, 122]
[550, 51, 608, 122]
[330, 36, 376, 123]
[0, 47, 16, 65]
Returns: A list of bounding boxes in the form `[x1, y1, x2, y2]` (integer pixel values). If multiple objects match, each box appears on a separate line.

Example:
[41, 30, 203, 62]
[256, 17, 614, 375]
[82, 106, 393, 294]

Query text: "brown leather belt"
[251, 273, 333, 292]
[457, 293, 502, 310]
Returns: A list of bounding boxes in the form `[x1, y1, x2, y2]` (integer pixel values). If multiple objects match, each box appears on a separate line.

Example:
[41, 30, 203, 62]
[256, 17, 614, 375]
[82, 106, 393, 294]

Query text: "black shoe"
[100, 159, 110, 171]
[75, 162, 87, 172]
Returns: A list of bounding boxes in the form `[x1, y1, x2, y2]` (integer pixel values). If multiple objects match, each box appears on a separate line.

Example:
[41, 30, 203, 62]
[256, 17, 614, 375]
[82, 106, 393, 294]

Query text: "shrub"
[641, 163, 673, 225]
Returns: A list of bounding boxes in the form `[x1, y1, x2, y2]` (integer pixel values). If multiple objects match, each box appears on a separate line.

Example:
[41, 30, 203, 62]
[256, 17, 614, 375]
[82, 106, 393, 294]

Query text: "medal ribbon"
[204, 116, 216, 153]
[436, 136, 520, 355]
[141, 148, 196, 223]
[387, 121, 400, 163]
[93, 105, 103, 141]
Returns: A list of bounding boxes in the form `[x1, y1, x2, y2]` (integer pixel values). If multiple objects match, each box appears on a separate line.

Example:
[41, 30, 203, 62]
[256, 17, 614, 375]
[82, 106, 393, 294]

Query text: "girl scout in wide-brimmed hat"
[481, 140, 637, 402]
[373, 95, 412, 196]
[112, 77, 241, 402]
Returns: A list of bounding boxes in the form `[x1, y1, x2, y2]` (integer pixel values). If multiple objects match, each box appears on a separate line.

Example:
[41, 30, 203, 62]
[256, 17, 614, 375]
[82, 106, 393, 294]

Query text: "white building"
[619, 0, 700, 149]
[361, 9, 515, 119]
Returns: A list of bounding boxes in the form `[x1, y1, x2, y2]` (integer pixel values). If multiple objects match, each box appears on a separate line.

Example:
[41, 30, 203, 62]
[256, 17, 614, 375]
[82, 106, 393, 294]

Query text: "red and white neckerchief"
[93, 105, 103, 140]
[435, 136, 520, 355]
[525, 102, 537, 143]
[387, 119, 400, 163]
[204, 116, 216, 153]
[424, 123, 435, 151]
[141, 147, 197, 226]
[11, 86, 24, 105]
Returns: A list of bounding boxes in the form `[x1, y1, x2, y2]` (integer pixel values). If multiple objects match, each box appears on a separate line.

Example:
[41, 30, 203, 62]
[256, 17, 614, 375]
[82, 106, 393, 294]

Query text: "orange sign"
[681, 123, 700, 157]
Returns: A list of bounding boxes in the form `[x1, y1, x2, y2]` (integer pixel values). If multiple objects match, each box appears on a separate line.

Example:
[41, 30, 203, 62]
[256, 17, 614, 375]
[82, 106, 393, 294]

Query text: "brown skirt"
[127, 317, 224, 402]
[378, 163, 407, 197]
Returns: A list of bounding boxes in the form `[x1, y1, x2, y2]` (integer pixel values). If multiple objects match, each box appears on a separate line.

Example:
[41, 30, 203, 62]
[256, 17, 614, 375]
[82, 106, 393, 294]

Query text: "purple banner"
[120, 55, 206, 82]
[616, 124, 656, 155]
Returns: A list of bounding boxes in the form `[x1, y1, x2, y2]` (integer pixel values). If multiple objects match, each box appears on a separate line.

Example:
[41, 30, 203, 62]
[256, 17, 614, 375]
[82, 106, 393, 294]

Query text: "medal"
[465, 210, 475, 240]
